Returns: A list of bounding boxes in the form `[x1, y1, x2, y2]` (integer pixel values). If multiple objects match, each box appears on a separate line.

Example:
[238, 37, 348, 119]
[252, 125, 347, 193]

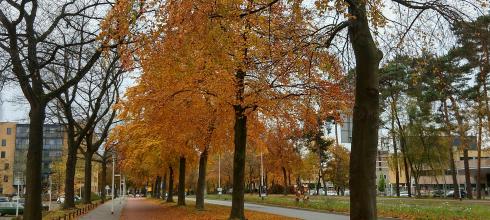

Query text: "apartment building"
[0, 122, 17, 195]
[0, 122, 68, 195]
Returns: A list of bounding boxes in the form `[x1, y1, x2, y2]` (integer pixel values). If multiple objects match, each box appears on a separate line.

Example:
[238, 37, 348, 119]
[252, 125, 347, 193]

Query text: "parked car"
[308, 188, 325, 196]
[432, 189, 445, 197]
[0, 202, 23, 216]
[344, 190, 350, 196]
[0, 197, 9, 202]
[399, 191, 409, 197]
[446, 190, 466, 198]
[56, 195, 81, 204]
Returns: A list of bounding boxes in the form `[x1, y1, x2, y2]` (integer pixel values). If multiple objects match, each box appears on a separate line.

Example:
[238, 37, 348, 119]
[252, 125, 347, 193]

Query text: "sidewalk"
[79, 198, 127, 220]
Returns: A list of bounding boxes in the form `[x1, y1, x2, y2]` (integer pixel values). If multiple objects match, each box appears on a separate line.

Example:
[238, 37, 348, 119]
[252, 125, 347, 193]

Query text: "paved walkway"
[119, 198, 167, 219]
[79, 197, 126, 220]
[188, 198, 349, 220]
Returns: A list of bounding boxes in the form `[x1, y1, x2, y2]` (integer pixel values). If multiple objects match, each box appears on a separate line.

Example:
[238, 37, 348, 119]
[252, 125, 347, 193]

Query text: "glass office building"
[13, 124, 65, 186]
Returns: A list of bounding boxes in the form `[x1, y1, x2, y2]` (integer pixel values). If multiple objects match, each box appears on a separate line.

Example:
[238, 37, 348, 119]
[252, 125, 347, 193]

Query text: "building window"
[1, 139, 5, 146]
[4, 163, 8, 170]
[6, 128, 11, 135]
[0, 188, 3, 194]
[3, 175, 8, 182]
[1, 152, 5, 158]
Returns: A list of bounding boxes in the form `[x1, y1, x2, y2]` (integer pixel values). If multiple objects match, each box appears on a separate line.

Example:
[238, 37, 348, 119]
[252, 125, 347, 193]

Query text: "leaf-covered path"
[118, 198, 297, 220]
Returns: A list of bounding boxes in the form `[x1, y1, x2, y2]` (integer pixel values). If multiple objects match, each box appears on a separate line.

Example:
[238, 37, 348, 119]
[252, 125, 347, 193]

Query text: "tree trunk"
[348, 0, 382, 218]
[167, 166, 174, 202]
[282, 167, 288, 196]
[64, 130, 78, 208]
[178, 156, 186, 206]
[391, 103, 400, 197]
[101, 159, 107, 202]
[448, 96, 473, 199]
[442, 100, 460, 199]
[400, 136, 412, 197]
[162, 173, 167, 200]
[414, 176, 421, 197]
[230, 105, 247, 220]
[83, 152, 94, 204]
[316, 169, 321, 195]
[196, 148, 208, 210]
[477, 113, 482, 199]
[449, 148, 460, 199]
[156, 176, 161, 198]
[25, 104, 46, 220]
[463, 149, 473, 199]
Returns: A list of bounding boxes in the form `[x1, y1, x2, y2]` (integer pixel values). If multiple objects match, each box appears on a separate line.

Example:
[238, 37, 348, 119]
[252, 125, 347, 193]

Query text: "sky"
[0, 1, 487, 151]
[0, 84, 28, 122]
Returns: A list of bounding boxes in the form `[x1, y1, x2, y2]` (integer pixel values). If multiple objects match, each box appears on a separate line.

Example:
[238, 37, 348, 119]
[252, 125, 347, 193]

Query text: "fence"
[54, 201, 102, 220]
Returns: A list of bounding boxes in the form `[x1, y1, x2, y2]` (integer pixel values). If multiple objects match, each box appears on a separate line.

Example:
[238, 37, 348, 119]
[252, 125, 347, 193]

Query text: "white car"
[56, 195, 81, 204]
[399, 191, 409, 197]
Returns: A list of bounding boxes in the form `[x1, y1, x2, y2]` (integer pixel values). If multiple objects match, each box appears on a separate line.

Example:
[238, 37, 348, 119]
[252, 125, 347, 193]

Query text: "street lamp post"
[111, 154, 115, 215]
[15, 185, 20, 216]
[260, 152, 265, 199]
[49, 175, 52, 211]
[218, 154, 221, 196]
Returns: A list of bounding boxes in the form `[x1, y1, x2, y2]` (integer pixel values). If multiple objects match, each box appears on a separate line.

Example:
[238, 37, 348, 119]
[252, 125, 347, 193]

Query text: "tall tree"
[0, 1, 114, 217]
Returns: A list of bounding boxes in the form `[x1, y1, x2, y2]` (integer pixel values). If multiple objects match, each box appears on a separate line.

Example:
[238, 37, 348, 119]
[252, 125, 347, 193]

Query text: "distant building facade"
[0, 122, 17, 195]
[382, 136, 490, 196]
[0, 122, 67, 195]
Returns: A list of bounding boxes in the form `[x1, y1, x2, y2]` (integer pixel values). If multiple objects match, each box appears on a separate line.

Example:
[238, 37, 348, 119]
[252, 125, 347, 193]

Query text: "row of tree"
[379, 15, 490, 199]
[0, 0, 485, 219]
[104, 1, 485, 220]
[106, 1, 354, 219]
[0, 1, 128, 218]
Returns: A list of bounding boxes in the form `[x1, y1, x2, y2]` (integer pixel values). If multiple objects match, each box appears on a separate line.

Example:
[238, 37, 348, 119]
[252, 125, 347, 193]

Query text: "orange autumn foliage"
[105, 0, 352, 195]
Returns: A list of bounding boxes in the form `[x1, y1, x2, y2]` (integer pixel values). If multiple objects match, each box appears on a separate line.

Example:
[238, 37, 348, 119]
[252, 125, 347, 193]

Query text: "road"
[188, 198, 350, 220]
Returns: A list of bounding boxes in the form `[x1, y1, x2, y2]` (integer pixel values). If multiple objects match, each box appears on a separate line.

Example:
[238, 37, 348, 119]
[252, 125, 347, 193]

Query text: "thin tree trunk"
[395, 109, 412, 197]
[442, 100, 460, 199]
[348, 0, 382, 218]
[477, 113, 482, 199]
[335, 122, 339, 146]
[64, 130, 78, 208]
[156, 176, 161, 198]
[448, 96, 473, 199]
[414, 176, 421, 197]
[448, 148, 460, 199]
[178, 156, 186, 206]
[167, 166, 174, 202]
[152, 181, 156, 198]
[230, 105, 247, 220]
[282, 167, 288, 196]
[25, 104, 46, 220]
[463, 149, 472, 199]
[162, 173, 167, 200]
[83, 152, 94, 204]
[391, 100, 400, 197]
[196, 148, 208, 210]
[316, 168, 321, 195]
